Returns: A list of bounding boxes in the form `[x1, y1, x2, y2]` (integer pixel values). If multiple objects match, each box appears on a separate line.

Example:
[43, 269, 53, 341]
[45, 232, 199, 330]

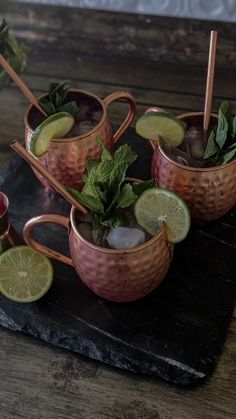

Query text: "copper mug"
[25, 89, 136, 190]
[151, 112, 236, 221]
[23, 208, 173, 302]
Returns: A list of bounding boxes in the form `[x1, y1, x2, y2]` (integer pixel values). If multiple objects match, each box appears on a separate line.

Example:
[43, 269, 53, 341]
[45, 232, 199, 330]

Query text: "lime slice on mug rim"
[135, 112, 185, 146]
[30, 111, 75, 157]
[0, 246, 53, 303]
[135, 188, 191, 243]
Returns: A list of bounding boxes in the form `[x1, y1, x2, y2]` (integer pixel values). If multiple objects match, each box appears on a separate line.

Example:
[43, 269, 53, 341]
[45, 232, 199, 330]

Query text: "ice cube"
[106, 226, 146, 249]
[185, 126, 206, 159]
[162, 144, 190, 166]
[86, 109, 103, 123]
[69, 120, 96, 136]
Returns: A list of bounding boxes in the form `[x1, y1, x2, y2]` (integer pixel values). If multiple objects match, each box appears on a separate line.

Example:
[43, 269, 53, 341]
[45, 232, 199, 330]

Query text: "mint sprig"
[38, 80, 80, 117]
[0, 19, 29, 89]
[68, 139, 154, 228]
[204, 101, 236, 164]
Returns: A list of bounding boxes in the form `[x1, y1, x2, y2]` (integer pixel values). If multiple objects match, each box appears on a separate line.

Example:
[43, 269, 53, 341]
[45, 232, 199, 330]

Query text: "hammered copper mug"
[25, 89, 136, 190]
[151, 112, 236, 221]
[23, 208, 173, 302]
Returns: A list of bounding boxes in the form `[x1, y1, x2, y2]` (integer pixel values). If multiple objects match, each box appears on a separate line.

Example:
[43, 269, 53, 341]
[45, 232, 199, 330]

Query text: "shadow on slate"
[0, 128, 235, 387]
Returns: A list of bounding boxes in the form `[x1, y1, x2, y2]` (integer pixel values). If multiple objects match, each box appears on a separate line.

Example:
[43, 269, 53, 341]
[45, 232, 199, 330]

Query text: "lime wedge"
[30, 112, 75, 157]
[135, 188, 191, 243]
[135, 112, 185, 146]
[0, 246, 53, 302]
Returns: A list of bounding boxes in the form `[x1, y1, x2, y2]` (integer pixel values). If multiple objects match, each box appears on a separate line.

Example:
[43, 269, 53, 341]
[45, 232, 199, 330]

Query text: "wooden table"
[0, 1, 235, 418]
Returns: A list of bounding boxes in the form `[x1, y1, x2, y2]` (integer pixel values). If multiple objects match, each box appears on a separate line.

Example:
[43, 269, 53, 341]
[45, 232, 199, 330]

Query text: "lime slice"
[0, 246, 53, 302]
[30, 111, 75, 157]
[135, 112, 185, 146]
[135, 188, 191, 243]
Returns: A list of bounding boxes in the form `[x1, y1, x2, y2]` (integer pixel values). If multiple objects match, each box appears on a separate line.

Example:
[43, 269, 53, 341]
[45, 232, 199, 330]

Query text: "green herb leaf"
[112, 143, 137, 171]
[107, 144, 137, 202]
[117, 183, 137, 208]
[38, 98, 56, 115]
[96, 137, 113, 161]
[49, 80, 68, 106]
[0, 19, 9, 46]
[132, 179, 155, 196]
[39, 80, 80, 118]
[87, 159, 99, 174]
[215, 101, 230, 149]
[220, 100, 232, 134]
[204, 127, 219, 159]
[67, 187, 104, 213]
[218, 145, 236, 165]
[57, 101, 80, 118]
[233, 116, 236, 137]
[0, 19, 29, 89]
[67, 142, 155, 228]
[82, 158, 112, 200]
[100, 212, 128, 227]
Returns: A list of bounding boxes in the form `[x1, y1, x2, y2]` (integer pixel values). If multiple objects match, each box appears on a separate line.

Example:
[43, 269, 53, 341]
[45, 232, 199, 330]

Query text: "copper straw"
[10, 141, 88, 215]
[203, 31, 218, 132]
[0, 54, 47, 116]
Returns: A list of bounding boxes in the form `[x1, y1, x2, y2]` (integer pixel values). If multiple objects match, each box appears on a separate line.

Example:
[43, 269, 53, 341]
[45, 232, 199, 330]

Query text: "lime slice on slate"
[30, 111, 75, 157]
[0, 246, 53, 303]
[135, 112, 185, 146]
[135, 188, 191, 243]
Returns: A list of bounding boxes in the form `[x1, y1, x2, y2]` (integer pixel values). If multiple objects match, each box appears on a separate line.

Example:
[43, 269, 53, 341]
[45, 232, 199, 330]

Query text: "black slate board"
[0, 130, 235, 387]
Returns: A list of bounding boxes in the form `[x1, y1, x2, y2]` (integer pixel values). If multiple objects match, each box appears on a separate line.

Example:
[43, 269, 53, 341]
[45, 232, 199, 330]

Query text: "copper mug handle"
[103, 91, 136, 143]
[23, 214, 73, 266]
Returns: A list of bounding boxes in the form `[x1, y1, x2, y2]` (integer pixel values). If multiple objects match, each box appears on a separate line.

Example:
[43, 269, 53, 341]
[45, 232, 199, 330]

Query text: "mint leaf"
[68, 142, 154, 228]
[112, 143, 137, 170]
[38, 98, 56, 115]
[49, 80, 68, 106]
[219, 146, 236, 165]
[220, 101, 232, 134]
[57, 101, 80, 118]
[87, 159, 99, 174]
[204, 127, 219, 159]
[132, 179, 155, 196]
[78, 193, 104, 213]
[100, 212, 128, 227]
[67, 187, 104, 213]
[81, 142, 112, 205]
[109, 144, 137, 191]
[0, 19, 9, 46]
[0, 19, 29, 89]
[215, 101, 229, 149]
[104, 144, 137, 212]
[82, 180, 107, 205]
[39, 80, 80, 118]
[117, 183, 137, 208]
[233, 116, 236, 137]
[96, 137, 112, 161]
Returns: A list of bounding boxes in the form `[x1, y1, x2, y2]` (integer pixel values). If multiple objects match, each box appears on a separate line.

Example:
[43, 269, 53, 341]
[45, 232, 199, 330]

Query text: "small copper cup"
[23, 209, 173, 303]
[151, 112, 236, 221]
[25, 89, 136, 190]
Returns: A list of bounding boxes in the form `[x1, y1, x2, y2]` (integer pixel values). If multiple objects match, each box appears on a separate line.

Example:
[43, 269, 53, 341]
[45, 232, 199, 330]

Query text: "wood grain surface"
[0, 1, 235, 418]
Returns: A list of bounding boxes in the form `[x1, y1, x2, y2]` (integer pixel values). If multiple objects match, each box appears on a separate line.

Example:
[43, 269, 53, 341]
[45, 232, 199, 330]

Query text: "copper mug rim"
[152, 111, 236, 172]
[70, 205, 167, 254]
[23, 177, 170, 261]
[71, 176, 168, 254]
[23, 203, 169, 267]
[24, 88, 108, 143]
[24, 88, 136, 144]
